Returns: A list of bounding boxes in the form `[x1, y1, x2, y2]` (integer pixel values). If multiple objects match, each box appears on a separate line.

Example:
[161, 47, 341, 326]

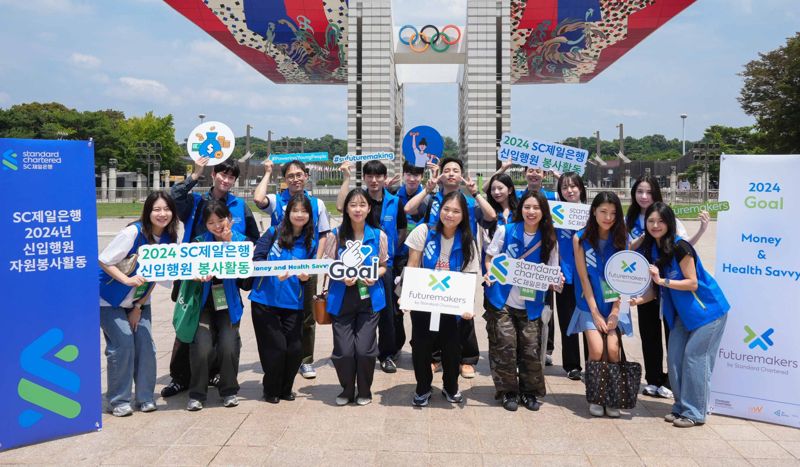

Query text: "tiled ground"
[1, 219, 798, 466]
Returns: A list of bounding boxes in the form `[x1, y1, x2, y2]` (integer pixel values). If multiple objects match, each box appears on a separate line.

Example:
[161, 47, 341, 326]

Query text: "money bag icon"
[199, 131, 222, 158]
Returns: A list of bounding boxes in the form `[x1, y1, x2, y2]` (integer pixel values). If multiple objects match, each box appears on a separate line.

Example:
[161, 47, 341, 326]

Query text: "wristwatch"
[663, 277, 670, 287]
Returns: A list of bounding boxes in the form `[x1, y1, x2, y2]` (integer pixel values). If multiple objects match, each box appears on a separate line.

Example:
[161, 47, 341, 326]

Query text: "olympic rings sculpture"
[398, 24, 461, 53]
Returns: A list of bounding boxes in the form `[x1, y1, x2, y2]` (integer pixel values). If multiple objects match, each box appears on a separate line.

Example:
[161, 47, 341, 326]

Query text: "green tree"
[118, 112, 181, 172]
[739, 32, 800, 154]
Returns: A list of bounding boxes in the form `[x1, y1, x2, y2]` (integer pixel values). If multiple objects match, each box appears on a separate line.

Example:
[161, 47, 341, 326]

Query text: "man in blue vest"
[403, 156, 497, 378]
[253, 158, 331, 379]
[161, 157, 260, 398]
[335, 160, 406, 373]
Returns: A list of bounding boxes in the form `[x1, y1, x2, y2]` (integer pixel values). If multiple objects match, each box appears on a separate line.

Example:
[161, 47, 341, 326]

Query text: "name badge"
[601, 279, 620, 303]
[212, 284, 228, 311]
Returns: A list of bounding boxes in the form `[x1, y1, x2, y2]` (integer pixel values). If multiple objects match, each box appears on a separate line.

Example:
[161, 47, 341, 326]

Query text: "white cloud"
[69, 52, 101, 69]
[604, 109, 648, 118]
[107, 77, 172, 103]
[0, 91, 10, 104]
[0, 0, 92, 14]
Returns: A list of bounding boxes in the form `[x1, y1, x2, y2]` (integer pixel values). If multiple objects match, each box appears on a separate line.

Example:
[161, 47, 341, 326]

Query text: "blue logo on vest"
[743, 325, 774, 351]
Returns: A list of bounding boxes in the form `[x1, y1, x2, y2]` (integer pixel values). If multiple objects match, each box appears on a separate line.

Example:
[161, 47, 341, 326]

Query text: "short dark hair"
[418, 138, 427, 147]
[402, 161, 424, 175]
[438, 156, 463, 171]
[213, 159, 240, 179]
[281, 160, 307, 177]
[202, 199, 231, 222]
[362, 160, 387, 176]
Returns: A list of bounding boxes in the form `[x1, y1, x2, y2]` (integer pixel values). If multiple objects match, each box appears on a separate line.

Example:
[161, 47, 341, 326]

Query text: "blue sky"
[0, 0, 797, 145]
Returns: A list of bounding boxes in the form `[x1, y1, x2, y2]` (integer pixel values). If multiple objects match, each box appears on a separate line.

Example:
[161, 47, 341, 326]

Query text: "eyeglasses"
[285, 173, 305, 181]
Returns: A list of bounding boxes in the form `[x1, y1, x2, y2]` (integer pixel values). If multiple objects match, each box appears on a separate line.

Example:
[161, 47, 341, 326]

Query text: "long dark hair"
[135, 191, 179, 243]
[626, 175, 663, 232]
[513, 191, 556, 265]
[277, 193, 314, 252]
[434, 191, 475, 272]
[338, 188, 378, 246]
[485, 173, 518, 214]
[581, 191, 627, 251]
[557, 171, 587, 203]
[641, 202, 679, 269]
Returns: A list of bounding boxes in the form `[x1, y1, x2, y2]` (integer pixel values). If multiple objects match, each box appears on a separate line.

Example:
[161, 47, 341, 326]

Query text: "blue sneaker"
[412, 391, 431, 407]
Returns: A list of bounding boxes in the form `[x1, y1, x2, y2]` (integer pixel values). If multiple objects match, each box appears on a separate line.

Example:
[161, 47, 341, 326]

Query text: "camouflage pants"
[484, 304, 550, 398]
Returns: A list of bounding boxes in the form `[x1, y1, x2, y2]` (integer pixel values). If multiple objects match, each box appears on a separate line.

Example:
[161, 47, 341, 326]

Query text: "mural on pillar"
[402, 126, 444, 168]
[510, 0, 696, 84]
[164, 0, 349, 84]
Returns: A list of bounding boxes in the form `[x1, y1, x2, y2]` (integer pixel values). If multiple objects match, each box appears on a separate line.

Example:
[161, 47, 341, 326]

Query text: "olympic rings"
[398, 24, 461, 53]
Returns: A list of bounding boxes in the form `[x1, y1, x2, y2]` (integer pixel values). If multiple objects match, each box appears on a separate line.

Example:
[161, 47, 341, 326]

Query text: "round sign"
[186, 121, 236, 166]
[402, 125, 444, 168]
[603, 250, 652, 296]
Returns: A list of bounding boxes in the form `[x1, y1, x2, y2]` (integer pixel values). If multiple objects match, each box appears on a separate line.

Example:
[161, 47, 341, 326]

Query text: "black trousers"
[555, 284, 588, 372]
[331, 286, 380, 400]
[638, 297, 670, 387]
[251, 302, 303, 398]
[459, 319, 480, 365]
[377, 268, 397, 361]
[168, 338, 191, 386]
[189, 305, 241, 401]
[393, 256, 408, 354]
[301, 276, 317, 364]
[411, 311, 461, 396]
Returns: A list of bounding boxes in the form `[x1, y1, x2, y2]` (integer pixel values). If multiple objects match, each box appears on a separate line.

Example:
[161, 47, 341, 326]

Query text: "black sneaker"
[566, 369, 582, 381]
[160, 381, 186, 398]
[380, 358, 397, 374]
[520, 393, 541, 411]
[441, 389, 464, 404]
[502, 392, 518, 412]
[412, 391, 431, 407]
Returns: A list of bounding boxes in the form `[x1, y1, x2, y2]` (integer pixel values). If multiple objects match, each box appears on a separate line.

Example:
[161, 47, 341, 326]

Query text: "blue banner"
[269, 151, 329, 164]
[0, 139, 100, 451]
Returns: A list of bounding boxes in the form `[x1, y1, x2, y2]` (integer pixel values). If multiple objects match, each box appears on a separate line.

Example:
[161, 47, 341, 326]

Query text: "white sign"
[498, 133, 588, 175]
[327, 240, 379, 281]
[251, 259, 333, 276]
[550, 201, 590, 230]
[399, 267, 477, 330]
[332, 152, 395, 164]
[604, 250, 651, 319]
[710, 155, 800, 428]
[136, 241, 253, 280]
[486, 254, 561, 293]
[186, 121, 236, 166]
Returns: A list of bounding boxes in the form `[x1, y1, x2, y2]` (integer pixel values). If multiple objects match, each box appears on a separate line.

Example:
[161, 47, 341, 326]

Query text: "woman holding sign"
[186, 200, 247, 412]
[568, 191, 633, 418]
[99, 191, 179, 416]
[404, 191, 480, 407]
[483, 191, 562, 411]
[626, 175, 709, 399]
[633, 202, 729, 428]
[323, 188, 388, 406]
[249, 194, 317, 403]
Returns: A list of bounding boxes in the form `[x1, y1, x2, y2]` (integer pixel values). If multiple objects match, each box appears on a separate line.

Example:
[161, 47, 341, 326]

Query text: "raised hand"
[341, 240, 370, 268]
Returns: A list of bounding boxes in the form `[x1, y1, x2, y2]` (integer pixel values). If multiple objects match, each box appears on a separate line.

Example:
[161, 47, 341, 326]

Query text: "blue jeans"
[100, 305, 157, 408]
[667, 313, 728, 423]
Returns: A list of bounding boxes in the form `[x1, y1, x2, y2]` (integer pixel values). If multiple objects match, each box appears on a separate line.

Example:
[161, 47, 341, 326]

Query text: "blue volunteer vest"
[557, 228, 577, 284]
[396, 184, 423, 257]
[379, 189, 400, 267]
[574, 228, 620, 317]
[426, 191, 478, 236]
[326, 225, 386, 316]
[485, 223, 547, 320]
[271, 189, 321, 236]
[198, 231, 245, 324]
[653, 238, 730, 331]
[249, 226, 315, 311]
[99, 222, 169, 307]
[421, 226, 464, 272]
[517, 187, 558, 201]
[182, 191, 247, 243]
[628, 215, 645, 243]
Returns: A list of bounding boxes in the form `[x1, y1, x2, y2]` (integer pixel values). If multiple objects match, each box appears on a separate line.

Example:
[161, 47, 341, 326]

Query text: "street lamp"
[136, 141, 162, 189]
[681, 114, 687, 155]
[198, 113, 206, 124]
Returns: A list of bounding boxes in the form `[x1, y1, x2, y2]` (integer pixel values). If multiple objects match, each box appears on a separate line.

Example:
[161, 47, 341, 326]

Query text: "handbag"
[313, 274, 331, 325]
[172, 280, 204, 343]
[584, 329, 642, 409]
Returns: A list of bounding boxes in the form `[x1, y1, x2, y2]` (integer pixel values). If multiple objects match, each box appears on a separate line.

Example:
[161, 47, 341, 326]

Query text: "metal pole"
[681, 114, 687, 156]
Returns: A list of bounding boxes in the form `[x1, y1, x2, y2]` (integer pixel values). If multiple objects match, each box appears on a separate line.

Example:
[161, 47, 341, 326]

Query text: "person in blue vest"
[254, 158, 332, 380]
[389, 161, 426, 357]
[568, 191, 633, 418]
[162, 158, 260, 398]
[404, 157, 495, 378]
[631, 202, 729, 428]
[625, 175, 709, 400]
[99, 191, 179, 416]
[403, 191, 481, 406]
[483, 160, 558, 201]
[483, 190, 563, 411]
[336, 160, 406, 373]
[323, 188, 388, 406]
[554, 172, 589, 381]
[249, 193, 318, 404]
[186, 200, 247, 411]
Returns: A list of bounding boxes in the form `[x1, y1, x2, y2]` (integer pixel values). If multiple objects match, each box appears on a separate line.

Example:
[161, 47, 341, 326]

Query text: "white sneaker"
[111, 404, 133, 417]
[656, 386, 674, 399]
[356, 397, 372, 406]
[139, 401, 157, 413]
[335, 396, 350, 406]
[589, 403, 605, 417]
[642, 384, 658, 396]
[223, 395, 239, 407]
[299, 364, 317, 379]
[186, 399, 203, 411]
[605, 406, 621, 418]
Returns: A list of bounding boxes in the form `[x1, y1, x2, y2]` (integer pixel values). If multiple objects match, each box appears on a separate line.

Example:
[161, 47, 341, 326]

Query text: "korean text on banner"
[498, 133, 588, 175]
[136, 242, 253, 280]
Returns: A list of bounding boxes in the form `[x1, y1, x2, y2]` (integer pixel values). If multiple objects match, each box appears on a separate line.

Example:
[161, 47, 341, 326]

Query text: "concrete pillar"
[108, 159, 117, 203]
[152, 162, 161, 191]
[161, 170, 170, 189]
[136, 169, 145, 201]
[624, 169, 631, 189]
[670, 166, 677, 205]
[100, 165, 108, 202]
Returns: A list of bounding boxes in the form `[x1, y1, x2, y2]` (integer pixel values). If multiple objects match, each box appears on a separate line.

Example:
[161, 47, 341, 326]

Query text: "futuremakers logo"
[428, 274, 451, 292]
[744, 325, 774, 351]
[17, 328, 82, 427]
[2, 148, 18, 171]
[621, 260, 637, 273]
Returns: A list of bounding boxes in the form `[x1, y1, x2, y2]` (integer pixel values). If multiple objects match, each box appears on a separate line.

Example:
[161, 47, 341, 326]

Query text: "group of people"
[99, 154, 730, 429]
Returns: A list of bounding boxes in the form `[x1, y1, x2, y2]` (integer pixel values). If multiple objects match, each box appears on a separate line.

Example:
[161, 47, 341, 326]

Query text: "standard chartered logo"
[551, 205, 564, 225]
[489, 254, 510, 283]
[743, 325, 774, 351]
[17, 328, 82, 427]
[2, 148, 19, 171]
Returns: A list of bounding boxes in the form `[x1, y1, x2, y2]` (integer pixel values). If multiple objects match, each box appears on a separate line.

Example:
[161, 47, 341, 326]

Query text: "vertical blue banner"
[0, 139, 101, 451]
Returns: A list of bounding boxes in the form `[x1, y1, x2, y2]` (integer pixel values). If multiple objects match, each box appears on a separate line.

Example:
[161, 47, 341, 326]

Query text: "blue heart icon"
[360, 245, 372, 256]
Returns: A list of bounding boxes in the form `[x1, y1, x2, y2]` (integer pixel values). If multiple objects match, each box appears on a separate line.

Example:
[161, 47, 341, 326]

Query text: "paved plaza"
[1, 218, 798, 466]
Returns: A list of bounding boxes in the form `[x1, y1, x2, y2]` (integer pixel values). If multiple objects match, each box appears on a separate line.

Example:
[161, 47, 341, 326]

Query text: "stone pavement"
[2, 220, 799, 466]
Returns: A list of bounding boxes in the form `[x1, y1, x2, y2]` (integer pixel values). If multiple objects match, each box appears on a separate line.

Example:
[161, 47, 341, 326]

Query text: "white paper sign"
[136, 241, 253, 280]
[498, 133, 588, 175]
[186, 121, 236, 166]
[549, 201, 590, 230]
[603, 250, 651, 319]
[399, 267, 476, 316]
[486, 254, 561, 293]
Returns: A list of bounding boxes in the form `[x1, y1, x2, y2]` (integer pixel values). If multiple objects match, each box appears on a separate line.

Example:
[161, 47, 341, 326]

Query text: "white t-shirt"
[261, 193, 331, 233]
[404, 224, 480, 273]
[485, 225, 560, 310]
[99, 225, 159, 308]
